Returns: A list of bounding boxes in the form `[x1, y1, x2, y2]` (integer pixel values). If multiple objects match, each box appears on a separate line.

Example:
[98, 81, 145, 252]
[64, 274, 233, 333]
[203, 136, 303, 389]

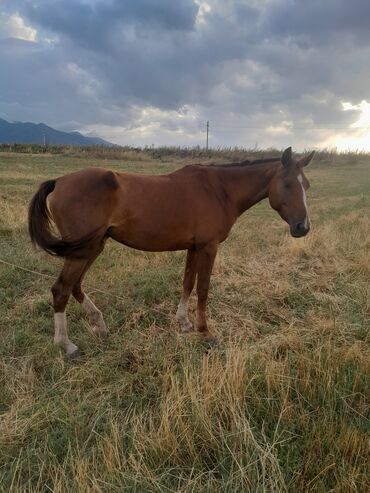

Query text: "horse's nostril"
[291, 222, 309, 238]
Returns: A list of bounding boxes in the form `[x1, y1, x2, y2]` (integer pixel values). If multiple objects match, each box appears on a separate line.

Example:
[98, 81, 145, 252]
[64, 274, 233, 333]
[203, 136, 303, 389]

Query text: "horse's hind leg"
[176, 249, 198, 332]
[72, 252, 108, 337]
[52, 258, 89, 358]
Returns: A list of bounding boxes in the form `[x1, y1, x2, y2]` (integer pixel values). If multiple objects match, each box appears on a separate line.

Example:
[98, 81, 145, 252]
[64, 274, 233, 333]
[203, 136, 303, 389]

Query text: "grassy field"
[0, 148, 369, 492]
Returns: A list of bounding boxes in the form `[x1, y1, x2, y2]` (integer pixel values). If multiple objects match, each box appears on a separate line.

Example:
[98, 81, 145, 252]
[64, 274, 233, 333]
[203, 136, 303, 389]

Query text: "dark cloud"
[0, 0, 369, 149]
[24, 0, 199, 50]
[266, 0, 370, 45]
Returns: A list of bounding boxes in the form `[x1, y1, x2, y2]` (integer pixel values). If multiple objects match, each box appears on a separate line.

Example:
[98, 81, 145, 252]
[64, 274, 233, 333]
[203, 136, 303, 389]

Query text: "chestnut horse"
[28, 146, 314, 357]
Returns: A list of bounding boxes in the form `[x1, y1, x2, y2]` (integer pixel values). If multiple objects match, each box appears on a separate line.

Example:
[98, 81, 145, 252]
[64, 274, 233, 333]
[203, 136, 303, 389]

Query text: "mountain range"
[0, 118, 113, 146]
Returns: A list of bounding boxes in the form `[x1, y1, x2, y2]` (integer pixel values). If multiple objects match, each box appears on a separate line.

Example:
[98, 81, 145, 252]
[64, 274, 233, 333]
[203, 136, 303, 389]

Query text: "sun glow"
[0, 12, 37, 42]
[332, 100, 370, 152]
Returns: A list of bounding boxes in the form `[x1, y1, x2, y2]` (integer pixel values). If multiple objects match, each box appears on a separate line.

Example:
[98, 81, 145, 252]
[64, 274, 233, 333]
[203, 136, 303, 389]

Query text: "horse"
[28, 146, 314, 358]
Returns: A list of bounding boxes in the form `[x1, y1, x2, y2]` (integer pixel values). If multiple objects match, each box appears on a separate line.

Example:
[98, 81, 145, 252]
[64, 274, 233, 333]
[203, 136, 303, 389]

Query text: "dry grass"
[0, 150, 369, 492]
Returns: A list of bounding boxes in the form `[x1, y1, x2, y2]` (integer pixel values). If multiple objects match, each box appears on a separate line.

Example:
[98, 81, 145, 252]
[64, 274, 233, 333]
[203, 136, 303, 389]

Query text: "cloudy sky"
[1, 0, 370, 150]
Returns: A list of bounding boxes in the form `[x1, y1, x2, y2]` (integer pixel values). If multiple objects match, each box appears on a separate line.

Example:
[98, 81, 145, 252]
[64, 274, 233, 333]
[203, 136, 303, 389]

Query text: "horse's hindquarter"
[109, 167, 230, 251]
[49, 167, 119, 239]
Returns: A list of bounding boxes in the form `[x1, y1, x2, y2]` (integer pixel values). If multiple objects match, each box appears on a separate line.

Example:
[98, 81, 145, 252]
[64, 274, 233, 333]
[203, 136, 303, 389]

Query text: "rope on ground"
[0, 258, 54, 278]
[0, 257, 171, 319]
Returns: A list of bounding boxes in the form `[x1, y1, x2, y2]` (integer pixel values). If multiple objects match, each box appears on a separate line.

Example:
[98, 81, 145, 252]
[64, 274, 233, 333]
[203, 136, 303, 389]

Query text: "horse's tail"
[28, 179, 101, 258]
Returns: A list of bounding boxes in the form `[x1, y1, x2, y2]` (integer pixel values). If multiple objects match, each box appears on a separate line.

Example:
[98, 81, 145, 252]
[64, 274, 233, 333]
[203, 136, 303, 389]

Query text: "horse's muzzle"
[290, 222, 310, 237]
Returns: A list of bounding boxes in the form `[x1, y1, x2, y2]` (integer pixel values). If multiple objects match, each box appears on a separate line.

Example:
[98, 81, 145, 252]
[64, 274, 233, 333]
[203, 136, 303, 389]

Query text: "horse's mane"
[207, 157, 281, 168]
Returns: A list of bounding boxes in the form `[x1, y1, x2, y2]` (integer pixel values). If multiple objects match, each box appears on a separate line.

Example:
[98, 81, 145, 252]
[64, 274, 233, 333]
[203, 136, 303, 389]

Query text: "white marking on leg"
[54, 312, 78, 356]
[176, 294, 193, 332]
[82, 294, 108, 335]
[297, 174, 309, 228]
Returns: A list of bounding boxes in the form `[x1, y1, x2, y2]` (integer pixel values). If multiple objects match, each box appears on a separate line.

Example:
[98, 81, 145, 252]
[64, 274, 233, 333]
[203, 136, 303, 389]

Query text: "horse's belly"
[108, 188, 227, 251]
[107, 222, 195, 252]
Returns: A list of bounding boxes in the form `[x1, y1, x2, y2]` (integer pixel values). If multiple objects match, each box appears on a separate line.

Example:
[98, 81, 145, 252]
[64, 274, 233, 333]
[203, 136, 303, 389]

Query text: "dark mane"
[205, 157, 281, 168]
[249, 158, 281, 165]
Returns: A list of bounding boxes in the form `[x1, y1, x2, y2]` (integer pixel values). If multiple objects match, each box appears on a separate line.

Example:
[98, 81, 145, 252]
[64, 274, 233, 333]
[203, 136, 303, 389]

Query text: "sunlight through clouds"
[0, 12, 37, 41]
[331, 101, 370, 151]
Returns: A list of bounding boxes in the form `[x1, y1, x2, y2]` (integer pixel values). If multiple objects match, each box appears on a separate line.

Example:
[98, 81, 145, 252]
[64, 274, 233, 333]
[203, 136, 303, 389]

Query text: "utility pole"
[206, 120, 209, 150]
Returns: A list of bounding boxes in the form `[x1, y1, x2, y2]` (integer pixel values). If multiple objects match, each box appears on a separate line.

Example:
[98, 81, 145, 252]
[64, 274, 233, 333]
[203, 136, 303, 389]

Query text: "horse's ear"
[281, 146, 293, 169]
[300, 150, 315, 167]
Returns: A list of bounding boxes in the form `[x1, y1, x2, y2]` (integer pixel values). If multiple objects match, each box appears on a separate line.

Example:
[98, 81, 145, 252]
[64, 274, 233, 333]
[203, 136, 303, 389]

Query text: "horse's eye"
[284, 183, 291, 190]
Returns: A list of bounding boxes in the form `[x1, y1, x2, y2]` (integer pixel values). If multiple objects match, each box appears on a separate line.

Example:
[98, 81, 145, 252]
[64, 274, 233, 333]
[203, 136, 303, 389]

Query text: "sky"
[1, 0, 370, 150]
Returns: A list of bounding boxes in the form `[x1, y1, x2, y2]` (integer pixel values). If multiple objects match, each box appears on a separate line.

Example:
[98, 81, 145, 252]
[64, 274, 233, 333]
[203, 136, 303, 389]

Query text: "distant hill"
[0, 118, 113, 146]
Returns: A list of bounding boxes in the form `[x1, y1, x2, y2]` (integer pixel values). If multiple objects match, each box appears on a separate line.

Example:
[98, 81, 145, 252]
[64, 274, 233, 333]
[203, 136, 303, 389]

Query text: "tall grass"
[1, 142, 368, 165]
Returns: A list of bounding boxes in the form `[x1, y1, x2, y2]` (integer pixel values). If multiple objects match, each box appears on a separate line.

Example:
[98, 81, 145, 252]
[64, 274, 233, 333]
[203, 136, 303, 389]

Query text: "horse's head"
[269, 147, 315, 238]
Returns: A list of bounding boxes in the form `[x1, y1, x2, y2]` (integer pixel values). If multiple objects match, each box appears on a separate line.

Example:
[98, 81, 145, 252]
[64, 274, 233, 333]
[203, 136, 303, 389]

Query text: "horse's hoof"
[67, 348, 81, 360]
[96, 329, 109, 339]
[201, 335, 219, 348]
[92, 324, 110, 338]
[180, 321, 193, 333]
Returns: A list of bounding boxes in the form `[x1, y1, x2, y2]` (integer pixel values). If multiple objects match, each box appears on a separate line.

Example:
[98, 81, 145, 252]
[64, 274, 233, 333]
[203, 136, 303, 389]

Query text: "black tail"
[28, 180, 102, 258]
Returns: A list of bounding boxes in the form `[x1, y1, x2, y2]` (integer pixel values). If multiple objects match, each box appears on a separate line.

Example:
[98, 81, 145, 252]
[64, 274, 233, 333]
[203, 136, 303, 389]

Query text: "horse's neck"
[221, 162, 280, 215]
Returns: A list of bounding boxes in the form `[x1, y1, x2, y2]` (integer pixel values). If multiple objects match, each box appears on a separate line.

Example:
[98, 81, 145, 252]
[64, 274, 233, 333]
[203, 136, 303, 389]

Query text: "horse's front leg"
[176, 249, 198, 332]
[195, 242, 218, 346]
